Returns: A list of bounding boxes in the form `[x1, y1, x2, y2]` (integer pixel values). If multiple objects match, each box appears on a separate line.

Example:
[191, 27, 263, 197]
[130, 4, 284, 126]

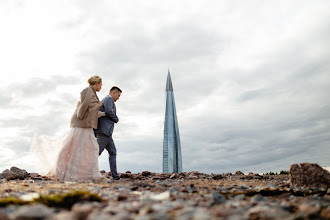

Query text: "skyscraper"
[163, 70, 182, 173]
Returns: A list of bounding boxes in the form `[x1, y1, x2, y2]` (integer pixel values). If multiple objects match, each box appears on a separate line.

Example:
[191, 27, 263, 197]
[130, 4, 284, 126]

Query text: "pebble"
[188, 174, 198, 179]
[112, 210, 131, 220]
[12, 204, 54, 220]
[141, 191, 170, 201]
[211, 191, 226, 205]
[298, 202, 321, 216]
[239, 184, 249, 189]
[247, 204, 291, 219]
[87, 212, 112, 220]
[74, 202, 104, 220]
[136, 213, 169, 220]
[0, 212, 9, 220]
[19, 192, 40, 201]
[234, 194, 245, 200]
[251, 194, 268, 203]
[50, 210, 76, 220]
[117, 193, 128, 201]
[178, 207, 196, 220]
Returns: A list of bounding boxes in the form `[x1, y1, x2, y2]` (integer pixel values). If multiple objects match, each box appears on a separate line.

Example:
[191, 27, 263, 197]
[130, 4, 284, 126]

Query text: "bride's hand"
[98, 111, 106, 118]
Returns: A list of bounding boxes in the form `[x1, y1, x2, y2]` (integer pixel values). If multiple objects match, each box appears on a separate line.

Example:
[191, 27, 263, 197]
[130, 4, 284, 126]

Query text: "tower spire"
[166, 69, 173, 91]
[163, 70, 182, 173]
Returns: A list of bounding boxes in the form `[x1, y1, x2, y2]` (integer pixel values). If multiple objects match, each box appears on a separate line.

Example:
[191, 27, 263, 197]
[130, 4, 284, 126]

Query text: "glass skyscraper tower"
[163, 70, 182, 173]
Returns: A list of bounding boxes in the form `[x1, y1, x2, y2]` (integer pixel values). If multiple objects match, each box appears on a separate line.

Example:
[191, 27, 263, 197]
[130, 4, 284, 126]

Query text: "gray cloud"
[0, 111, 69, 152]
[179, 101, 330, 173]
[3, 138, 31, 152]
[0, 75, 82, 157]
[0, 92, 11, 108]
[238, 88, 272, 102]
[9, 75, 81, 98]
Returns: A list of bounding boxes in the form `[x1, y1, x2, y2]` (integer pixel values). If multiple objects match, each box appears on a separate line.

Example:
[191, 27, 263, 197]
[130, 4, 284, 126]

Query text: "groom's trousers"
[96, 133, 119, 179]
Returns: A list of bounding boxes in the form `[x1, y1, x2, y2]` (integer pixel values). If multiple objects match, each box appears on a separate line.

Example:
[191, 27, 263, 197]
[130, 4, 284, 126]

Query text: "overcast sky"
[0, 0, 329, 174]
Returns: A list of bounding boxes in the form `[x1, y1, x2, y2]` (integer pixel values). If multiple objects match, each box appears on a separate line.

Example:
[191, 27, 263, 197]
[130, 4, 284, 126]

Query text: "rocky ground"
[0, 165, 329, 220]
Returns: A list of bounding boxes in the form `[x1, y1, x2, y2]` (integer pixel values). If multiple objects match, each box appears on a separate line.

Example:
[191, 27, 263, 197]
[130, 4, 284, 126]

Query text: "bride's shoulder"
[80, 86, 93, 95]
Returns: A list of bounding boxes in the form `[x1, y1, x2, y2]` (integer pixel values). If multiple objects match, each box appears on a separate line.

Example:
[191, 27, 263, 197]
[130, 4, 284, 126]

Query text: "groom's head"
[110, 86, 122, 102]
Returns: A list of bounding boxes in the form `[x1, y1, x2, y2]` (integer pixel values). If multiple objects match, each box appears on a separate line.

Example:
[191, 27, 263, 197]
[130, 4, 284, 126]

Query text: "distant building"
[163, 70, 182, 173]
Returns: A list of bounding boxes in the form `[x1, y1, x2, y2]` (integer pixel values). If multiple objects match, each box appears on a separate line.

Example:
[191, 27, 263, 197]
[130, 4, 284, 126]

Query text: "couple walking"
[31, 75, 121, 181]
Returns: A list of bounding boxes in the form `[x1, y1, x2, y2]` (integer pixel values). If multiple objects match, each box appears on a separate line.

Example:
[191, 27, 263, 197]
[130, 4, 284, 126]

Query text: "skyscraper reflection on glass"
[163, 70, 182, 173]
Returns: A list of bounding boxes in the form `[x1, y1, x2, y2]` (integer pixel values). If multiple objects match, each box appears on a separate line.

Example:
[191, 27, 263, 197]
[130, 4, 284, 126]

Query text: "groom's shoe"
[113, 176, 120, 181]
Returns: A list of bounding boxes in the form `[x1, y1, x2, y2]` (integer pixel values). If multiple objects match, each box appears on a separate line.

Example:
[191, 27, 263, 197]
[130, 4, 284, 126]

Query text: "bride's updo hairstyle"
[88, 75, 102, 85]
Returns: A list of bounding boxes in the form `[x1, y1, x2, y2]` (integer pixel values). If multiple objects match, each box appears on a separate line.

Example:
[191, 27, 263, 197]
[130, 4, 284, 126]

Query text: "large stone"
[290, 162, 330, 189]
[235, 171, 244, 175]
[189, 171, 200, 176]
[29, 173, 43, 180]
[119, 173, 133, 179]
[170, 173, 179, 179]
[188, 173, 198, 179]
[10, 166, 29, 179]
[141, 171, 152, 176]
[212, 174, 223, 180]
[1, 169, 19, 180]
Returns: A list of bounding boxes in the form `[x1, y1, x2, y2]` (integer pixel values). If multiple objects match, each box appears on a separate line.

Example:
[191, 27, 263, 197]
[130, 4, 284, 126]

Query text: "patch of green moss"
[0, 197, 29, 207]
[34, 191, 103, 209]
[0, 191, 103, 209]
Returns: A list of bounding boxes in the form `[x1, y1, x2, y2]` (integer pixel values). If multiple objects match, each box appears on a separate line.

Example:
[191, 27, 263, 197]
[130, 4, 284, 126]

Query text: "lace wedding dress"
[30, 127, 102, 181]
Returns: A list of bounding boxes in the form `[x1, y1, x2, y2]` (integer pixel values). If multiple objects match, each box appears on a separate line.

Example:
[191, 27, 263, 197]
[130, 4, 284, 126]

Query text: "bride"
[30, 75, 105, 181]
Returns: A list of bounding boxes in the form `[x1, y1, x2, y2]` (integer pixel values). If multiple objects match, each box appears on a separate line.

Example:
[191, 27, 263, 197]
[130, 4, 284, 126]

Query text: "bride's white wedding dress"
[30, 127, 102, 181]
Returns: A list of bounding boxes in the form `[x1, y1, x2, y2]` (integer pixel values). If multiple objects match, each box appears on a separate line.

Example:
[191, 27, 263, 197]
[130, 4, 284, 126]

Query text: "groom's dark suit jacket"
[94, 95, 119, 137]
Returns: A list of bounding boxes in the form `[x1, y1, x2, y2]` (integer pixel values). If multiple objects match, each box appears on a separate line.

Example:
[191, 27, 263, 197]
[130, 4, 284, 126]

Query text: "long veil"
[30, 128, 102, 181]
[30, 131, 67, 175]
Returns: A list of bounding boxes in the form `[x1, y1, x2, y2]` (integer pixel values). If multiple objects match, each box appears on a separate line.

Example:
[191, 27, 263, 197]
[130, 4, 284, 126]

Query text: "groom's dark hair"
[110, 86, 122, 93]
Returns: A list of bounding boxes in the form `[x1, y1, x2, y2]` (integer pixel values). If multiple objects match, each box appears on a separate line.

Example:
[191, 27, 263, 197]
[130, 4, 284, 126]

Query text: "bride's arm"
[77, 88, 92, 120]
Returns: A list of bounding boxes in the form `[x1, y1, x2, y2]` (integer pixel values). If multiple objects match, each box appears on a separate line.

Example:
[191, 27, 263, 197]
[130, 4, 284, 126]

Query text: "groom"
[94, 86, 122, 180]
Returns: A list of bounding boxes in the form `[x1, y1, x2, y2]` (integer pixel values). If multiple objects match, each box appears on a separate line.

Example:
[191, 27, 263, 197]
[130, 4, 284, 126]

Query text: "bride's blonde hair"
[88, 75, 102, 85]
